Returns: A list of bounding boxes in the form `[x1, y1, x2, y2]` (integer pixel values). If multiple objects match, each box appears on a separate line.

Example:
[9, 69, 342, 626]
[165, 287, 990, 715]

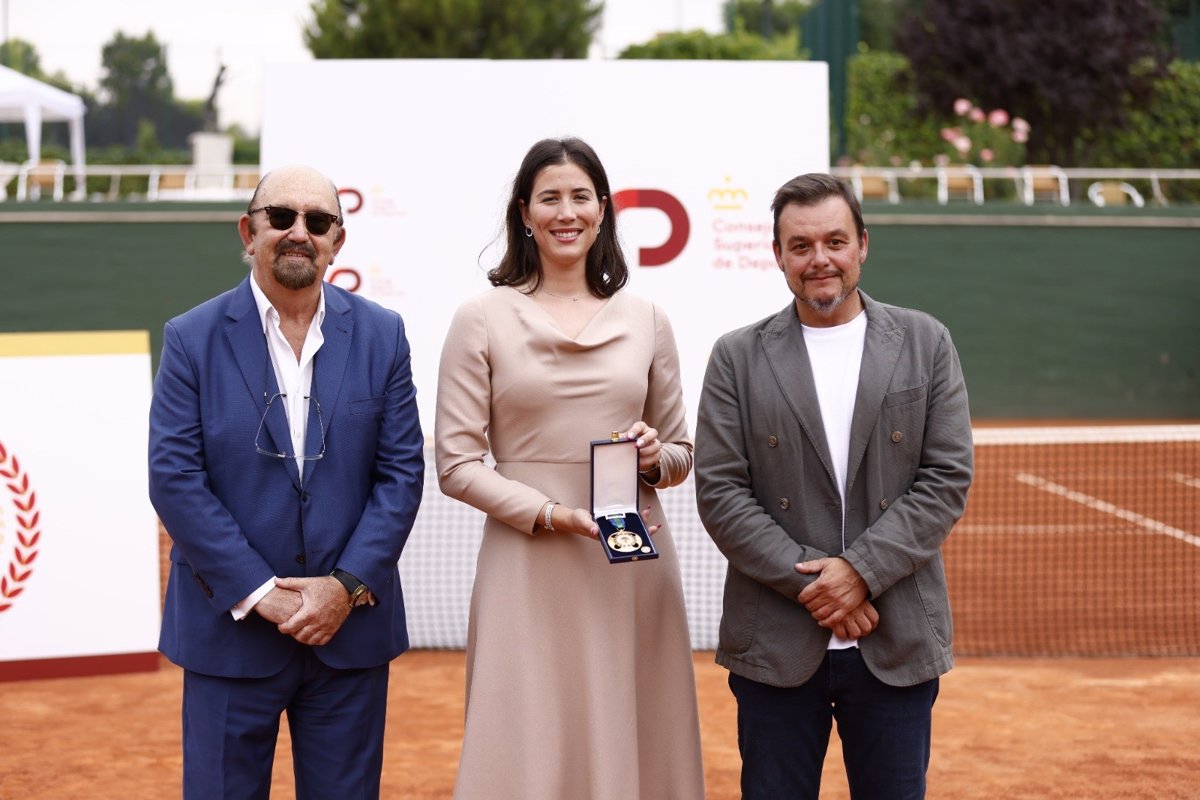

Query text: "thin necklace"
[540, 287, 580, 302]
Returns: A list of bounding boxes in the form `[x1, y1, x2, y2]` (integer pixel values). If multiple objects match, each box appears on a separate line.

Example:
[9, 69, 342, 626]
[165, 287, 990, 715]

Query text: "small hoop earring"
[524, 225, 533, 238]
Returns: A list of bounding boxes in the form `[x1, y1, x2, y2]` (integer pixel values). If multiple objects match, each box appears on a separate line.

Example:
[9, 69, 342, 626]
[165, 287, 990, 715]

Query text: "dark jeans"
[729, 648, 939, 800]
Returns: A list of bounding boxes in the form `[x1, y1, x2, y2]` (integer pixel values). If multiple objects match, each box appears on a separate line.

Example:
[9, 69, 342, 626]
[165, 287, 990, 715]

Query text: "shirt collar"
[249, 272, 326, 333]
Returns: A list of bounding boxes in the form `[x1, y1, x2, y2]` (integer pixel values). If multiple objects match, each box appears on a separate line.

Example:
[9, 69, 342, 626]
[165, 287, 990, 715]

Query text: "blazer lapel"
[225, 277, 301, 488]
[846, 292, 904, 491]
[304, 286, 354, 483]
[758, 303, 837, 487]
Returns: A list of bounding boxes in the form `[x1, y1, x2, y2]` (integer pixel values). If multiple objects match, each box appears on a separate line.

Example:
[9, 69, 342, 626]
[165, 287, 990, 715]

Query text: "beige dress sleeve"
[434, 294, 548, 534]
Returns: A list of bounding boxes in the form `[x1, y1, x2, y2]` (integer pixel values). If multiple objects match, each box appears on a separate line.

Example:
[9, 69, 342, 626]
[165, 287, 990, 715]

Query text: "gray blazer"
[695, 291, 973, 688]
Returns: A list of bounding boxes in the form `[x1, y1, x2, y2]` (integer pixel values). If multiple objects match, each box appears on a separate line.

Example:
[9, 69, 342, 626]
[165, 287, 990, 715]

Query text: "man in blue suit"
[149, 164, 424, 799]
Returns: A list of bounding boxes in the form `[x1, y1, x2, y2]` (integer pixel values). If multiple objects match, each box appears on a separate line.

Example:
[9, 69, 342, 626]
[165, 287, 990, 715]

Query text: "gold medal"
[608, 530, 643, 553]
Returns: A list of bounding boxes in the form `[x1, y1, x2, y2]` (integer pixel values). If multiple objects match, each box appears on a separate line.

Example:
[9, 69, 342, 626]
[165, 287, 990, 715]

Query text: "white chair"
[147, 168, 195, 200]
[849, 167, 900, 204]
[937, 165, 983, 205]
[1021, 165, 1070, 206]
[1087, 180, 1145, 208]
[16, 159, 66, 201]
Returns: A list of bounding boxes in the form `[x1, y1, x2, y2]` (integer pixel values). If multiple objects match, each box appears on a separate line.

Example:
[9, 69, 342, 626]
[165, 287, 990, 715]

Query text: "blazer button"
[295, 553, 306, 564]
[779, 497, 791, 510]
[891, 430, 904, 443]
[879, 498, 890, 510]
[767, 435, 778, 447]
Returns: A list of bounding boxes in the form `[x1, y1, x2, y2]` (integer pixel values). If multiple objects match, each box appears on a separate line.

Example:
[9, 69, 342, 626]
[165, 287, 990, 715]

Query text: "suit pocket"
[719, 574, 763, 655]
[349, 395, 387, 422]
[912, 562, 952, 648]
[882, 382, 929, 475]
[884, 382, 928, 408]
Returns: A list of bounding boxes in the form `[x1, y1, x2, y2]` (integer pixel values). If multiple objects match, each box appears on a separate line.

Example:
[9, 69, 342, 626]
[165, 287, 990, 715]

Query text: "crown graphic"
[708, 177, 748, 210]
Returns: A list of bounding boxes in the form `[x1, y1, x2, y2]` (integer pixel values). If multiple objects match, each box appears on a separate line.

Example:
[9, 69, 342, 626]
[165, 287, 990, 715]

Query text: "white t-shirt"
[802, 309, 867, 648]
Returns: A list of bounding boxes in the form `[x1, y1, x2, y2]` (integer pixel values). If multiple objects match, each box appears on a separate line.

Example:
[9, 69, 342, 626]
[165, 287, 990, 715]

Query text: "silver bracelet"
[543, 501, 557, 531]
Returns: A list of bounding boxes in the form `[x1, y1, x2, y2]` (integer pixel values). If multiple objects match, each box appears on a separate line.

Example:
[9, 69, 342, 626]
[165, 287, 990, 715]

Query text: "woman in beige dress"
[435, 137, 705, 799]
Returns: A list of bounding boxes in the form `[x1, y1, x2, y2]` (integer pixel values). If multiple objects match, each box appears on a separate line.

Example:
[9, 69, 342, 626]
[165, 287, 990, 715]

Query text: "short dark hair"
[487, 137, 628, 298]
[771, 173, 865, 247]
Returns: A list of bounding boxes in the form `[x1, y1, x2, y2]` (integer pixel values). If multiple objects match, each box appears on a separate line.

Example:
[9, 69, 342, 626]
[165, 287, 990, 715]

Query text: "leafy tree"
[620, 28, 804, 60]
[857, 0, 909, 51]
[305, 0, 602, 58]
[87, 31, 204, 151]
[95, 31, 175, 147]
[722, 0, 810, 37]
[0, 38, 43, 76]
[98, 32, 173, 108]
[894, 0, 1170, 165]
[1081, 59, 1200, 200]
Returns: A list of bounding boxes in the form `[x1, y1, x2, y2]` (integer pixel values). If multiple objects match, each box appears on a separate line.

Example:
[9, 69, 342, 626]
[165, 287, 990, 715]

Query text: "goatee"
[803, 280, 858, 315]
[273, 248, 319, 290]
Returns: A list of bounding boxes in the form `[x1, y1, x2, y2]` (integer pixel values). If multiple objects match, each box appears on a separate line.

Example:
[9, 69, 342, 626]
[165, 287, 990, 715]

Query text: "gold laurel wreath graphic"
[0, 440, 40, 613]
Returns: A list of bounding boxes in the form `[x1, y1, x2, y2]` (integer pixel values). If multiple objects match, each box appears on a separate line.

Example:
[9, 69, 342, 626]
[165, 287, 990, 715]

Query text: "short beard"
[272, 247, 319, 290]
[803, 293, 846, 315]
[802, 279, 858, 315]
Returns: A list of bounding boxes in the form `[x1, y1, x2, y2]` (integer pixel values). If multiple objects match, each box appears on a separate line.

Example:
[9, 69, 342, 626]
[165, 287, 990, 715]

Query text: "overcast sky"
[4, 0, 724, 133]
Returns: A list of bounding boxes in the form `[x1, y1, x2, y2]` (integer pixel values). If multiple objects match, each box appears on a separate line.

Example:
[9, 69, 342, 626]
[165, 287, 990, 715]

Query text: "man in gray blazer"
[695, 173, 973, 800]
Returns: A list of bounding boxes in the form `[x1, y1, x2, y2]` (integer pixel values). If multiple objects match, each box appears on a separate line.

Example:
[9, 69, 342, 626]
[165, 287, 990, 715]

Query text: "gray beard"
[802, 280, 857, 315]
[272, 256, 318, 290]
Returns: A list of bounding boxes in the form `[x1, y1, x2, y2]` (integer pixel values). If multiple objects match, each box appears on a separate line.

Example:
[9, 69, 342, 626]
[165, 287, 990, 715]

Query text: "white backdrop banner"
[0, 332, 160, 667]
[262, 59, 829, 432]
[261, 60, 830, 649]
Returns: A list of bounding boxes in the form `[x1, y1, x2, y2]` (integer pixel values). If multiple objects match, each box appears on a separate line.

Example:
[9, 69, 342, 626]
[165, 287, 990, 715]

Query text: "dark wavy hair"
[487, 137, 629, 298]
[771, 173, 866, 247]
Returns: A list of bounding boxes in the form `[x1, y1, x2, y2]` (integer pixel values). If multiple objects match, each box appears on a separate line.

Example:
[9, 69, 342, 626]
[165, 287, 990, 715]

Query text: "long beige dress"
[435, 286, 705, 800]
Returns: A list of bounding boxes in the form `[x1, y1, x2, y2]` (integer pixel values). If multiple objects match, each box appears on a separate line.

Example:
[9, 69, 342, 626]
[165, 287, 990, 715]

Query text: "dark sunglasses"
[248, 205, 342, 236]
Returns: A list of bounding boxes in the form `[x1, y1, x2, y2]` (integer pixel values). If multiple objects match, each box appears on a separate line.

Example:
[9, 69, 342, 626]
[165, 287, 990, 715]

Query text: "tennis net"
[383, 424, 1200, 656]
[948, 424, 1200, 656]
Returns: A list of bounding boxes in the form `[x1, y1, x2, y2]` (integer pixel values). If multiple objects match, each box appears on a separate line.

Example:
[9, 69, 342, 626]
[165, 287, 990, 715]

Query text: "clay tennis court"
[2, 651, 1198, 798]
[3, 428, 1198, 798]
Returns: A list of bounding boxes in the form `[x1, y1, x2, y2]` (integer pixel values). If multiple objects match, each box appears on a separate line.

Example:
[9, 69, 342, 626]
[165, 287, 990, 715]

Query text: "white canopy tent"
[0, 64, 86, 199]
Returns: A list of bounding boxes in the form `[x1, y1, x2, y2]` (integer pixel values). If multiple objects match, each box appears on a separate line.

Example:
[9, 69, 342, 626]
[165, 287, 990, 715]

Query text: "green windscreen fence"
[1, 202, 1198, 419]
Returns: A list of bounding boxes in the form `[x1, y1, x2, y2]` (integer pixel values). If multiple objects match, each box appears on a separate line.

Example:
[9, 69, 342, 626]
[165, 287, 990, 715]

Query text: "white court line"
[956, 524, 1126, 535]
[1171, 472, 1200, 490]
[1016, 472, 1200, 549]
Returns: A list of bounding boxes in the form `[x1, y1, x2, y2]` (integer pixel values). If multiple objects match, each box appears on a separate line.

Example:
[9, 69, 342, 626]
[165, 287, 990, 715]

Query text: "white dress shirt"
[230, 274, 326, 620]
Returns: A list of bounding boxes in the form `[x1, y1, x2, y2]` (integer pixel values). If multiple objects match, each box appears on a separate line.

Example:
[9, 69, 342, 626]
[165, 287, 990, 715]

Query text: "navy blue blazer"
[149, 277, 424, 678]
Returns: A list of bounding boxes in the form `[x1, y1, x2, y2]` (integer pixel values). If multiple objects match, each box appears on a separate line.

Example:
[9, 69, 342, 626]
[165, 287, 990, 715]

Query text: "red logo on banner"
[338, 187, 364, 214]
[612, 189, 691, 267]
[0, 440, 40, 613]
[326, 268, 362, 293]
[327, 186, 364, 292]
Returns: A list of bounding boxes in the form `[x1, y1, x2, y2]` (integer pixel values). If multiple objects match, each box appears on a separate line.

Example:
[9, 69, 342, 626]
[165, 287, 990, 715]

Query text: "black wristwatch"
[330, 569, 369, 609]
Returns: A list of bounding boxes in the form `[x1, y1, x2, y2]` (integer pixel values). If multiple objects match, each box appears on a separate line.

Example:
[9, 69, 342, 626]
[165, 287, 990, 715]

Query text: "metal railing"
[832, 165, 1200, 207]
[4, 161, 1198, 208]
[0, 162, 262, 202]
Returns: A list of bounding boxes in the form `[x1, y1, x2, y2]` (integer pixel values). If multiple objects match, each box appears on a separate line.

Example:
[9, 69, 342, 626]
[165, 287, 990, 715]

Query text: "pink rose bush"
[940, 98, 1030, 166]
